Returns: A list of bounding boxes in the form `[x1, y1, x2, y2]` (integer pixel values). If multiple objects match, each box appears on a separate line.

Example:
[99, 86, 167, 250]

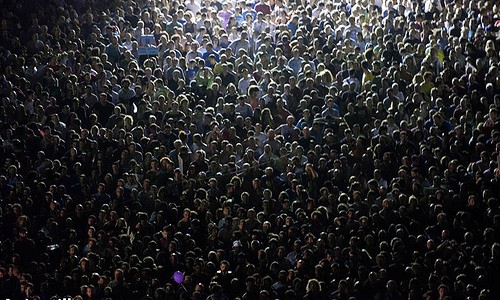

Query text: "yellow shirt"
[362, 70, 374, 85]
[420, 81, 434, 96]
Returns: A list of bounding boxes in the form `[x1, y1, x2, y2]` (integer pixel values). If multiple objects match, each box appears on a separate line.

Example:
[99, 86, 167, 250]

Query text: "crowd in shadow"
[0, 0, 499, 299]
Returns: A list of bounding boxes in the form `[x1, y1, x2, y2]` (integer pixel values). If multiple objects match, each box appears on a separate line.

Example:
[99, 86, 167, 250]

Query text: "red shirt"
[254, 3, 271, 15]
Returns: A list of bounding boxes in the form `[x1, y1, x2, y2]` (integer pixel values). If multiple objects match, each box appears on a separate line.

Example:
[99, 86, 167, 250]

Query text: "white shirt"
[185, 1, 201, 14]
[255, 132, 267, 149]
[238, 76, 251, 95]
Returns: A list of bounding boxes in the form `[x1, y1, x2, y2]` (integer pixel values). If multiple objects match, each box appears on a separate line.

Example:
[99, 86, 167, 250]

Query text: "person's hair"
[306, 278, 321, 293]
[248, 85, 260, 96]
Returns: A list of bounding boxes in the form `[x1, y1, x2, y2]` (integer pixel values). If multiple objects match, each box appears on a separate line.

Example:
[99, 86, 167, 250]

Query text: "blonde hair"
[306, 278, 321, 293]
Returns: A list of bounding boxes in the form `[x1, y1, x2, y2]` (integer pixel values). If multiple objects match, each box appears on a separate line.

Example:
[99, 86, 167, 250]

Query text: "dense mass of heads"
[0, 0, 499, 299]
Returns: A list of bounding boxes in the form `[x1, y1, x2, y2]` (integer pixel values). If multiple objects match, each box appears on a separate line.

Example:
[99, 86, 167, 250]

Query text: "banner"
[138, 35, 158, 56]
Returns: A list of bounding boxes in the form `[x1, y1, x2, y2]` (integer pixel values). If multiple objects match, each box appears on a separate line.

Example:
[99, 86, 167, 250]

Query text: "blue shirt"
[287, 22, 298, 35]
[288, 57, 303, 75]
[186, 67, 198, 82]
[202, 50, 220, 63]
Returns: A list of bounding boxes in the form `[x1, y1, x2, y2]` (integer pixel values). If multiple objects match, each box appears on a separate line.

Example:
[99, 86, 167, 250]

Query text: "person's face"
[220, 262, 228, 272]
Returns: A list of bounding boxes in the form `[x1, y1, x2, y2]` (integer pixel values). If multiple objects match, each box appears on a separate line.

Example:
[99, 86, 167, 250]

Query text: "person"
[242, 2, 257, 20]
[275, 115, 297, 141]
[105, 35, 124, 68]
[93, 93, 115, 126]
[254, 0, 271, 16]
[235, 95, 253, 119]
[303, 278, 327, 300]
[217, 2, 233, 30]
[229, 31, 251, 58]
[202, 42, 219, 65]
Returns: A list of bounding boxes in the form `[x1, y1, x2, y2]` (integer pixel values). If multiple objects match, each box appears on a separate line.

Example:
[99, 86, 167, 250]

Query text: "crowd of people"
[0, 0, 499, 299]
